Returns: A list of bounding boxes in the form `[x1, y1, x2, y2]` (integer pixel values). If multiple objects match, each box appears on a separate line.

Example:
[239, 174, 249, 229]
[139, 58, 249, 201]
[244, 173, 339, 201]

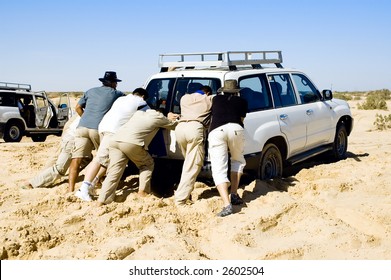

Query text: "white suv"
[142, 51, 353, 182]
[0, 82, 72, 142]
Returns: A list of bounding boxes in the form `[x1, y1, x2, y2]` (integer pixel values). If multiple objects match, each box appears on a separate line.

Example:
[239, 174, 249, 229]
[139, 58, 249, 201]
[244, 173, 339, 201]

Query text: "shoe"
[217, 204, 233, 217]
[75, 189, 92, 202]
[88, 186, 97, 196]
[20, 184, 33, 190]
[175, 199, 194, 206]
[230, 193, 243, 205]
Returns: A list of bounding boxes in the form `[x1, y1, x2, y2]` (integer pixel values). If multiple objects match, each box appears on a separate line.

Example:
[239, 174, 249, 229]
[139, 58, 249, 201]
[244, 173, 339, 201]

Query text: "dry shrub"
[373, 113, 391, 130]
[358, 89, 390, 110]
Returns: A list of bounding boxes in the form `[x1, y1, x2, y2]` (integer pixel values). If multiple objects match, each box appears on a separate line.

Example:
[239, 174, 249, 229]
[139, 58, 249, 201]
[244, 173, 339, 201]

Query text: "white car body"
[142, 51, 354, 180]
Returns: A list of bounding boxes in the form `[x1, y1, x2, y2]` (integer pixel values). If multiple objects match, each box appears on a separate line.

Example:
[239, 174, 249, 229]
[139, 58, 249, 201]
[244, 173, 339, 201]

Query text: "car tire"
[332, 123, 348, 160]
[31, 135, 47, 142]
[259, 143, 283, 180]
[4, 121, 24, 142]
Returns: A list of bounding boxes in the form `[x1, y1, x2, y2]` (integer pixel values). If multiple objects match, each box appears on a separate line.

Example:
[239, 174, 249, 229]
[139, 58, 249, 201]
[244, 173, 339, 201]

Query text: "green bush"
[334, 91, 366, 101]
[374, 113, 391, 130]
[358, 89, 390, 110]
[333, 92, 353, 101]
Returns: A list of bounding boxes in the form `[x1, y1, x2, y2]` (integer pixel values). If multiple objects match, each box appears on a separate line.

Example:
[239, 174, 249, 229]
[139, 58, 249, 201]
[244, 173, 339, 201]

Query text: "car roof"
[145, 50, 307, 82]
[146, 66, 302, 80]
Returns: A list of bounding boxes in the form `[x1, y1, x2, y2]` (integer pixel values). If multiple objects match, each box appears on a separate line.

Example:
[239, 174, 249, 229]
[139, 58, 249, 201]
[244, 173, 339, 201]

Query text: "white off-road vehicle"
[141, 51, 353, 187]
[0, 82, 72, 142]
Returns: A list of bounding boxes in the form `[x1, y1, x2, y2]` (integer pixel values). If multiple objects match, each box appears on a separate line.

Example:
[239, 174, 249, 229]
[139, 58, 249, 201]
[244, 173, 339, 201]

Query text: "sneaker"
[217, 204, 233, 217]
[75, 189, 92, 202]
[230, 193, 243, 205]
[20, 183, 33, 190]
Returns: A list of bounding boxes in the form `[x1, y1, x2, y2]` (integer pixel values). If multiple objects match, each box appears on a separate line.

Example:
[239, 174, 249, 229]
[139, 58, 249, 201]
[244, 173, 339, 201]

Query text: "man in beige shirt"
[174, 86, 213, 205]
[97, 109, 178, 205]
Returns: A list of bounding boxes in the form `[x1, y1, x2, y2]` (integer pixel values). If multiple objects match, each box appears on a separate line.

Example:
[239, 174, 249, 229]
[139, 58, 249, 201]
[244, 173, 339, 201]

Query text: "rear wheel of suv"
[31, 135, 47, 142]
[4, 121, 24, 142]
[332, 123, 348, 160]
[259, 143, 283, 180]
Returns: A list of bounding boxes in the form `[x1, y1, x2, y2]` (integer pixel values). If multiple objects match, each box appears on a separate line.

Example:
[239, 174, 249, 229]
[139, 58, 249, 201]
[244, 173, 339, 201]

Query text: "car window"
[0, 92, 17, 106]
[146, 78, 176, 112]
[147, 78, 220, 114]
[268, 74, 297, 108]
[291, 73, 320, 103]
[238, 75, 272, 112]
[171, 78, 220, 113]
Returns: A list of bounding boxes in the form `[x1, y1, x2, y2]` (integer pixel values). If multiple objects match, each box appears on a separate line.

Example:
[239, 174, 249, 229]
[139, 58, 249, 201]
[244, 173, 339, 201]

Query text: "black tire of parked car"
[332, 123, 348, 160]
[3, 121, 24, 142]
[31, 135, 47, 142]
[259, 143, 283, 180]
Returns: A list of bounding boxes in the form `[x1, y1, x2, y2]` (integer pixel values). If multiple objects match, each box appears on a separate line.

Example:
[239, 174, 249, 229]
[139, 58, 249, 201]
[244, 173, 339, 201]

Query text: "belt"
[179, 120, 201, 123]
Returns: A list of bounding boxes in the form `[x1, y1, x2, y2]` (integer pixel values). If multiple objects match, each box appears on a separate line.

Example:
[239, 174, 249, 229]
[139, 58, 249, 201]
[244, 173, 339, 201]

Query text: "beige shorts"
[72, 127, 100, 158]
[93, 131, 114, 167]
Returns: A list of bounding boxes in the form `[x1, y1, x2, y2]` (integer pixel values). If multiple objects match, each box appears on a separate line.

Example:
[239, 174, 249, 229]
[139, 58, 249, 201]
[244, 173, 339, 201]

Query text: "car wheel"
[151, 158, 183, 197]
[4, 121, 24, 142]
[332, 123, 348, 160]
[31, 135, 47, 142]
[259, 143, 283, 180]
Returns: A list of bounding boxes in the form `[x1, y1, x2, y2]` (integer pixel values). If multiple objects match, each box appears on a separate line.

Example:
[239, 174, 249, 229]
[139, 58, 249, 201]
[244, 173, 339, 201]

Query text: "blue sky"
[1, 0, 390, 92]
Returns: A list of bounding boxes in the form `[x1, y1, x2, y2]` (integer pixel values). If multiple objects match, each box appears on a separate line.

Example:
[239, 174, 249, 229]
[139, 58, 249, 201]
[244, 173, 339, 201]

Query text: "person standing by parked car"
[174, 85, 213, 205]
[208, 80, 248, 217]
[68, 71, 125, 193]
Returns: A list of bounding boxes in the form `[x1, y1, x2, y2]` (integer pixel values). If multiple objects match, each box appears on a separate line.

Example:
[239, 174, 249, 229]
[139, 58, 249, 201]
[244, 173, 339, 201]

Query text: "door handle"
[279, 114, 288, 120]
[306, 109, 314, 115]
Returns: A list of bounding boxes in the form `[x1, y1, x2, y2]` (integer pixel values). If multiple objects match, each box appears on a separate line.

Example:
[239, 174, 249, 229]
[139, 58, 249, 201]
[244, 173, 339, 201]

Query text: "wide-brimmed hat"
[217, 79, 241, 93]
[99, 71, 122, 83]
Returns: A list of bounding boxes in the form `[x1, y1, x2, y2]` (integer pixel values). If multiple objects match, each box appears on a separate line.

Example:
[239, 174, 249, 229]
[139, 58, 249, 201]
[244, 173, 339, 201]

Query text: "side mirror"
[322, 89, 333, 100]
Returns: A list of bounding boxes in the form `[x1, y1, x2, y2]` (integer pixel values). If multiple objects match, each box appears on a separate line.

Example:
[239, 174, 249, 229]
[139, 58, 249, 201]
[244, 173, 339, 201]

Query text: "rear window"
[146, 78, 221, 114]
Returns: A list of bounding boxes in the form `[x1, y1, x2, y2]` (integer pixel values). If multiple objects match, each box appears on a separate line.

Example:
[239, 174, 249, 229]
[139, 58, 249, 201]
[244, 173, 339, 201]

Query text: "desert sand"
[1, 100, 390, 260]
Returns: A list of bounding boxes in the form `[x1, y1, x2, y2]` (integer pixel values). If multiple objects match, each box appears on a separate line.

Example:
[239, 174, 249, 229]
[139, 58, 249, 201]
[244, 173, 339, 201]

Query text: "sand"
[1, 100, 390, 260]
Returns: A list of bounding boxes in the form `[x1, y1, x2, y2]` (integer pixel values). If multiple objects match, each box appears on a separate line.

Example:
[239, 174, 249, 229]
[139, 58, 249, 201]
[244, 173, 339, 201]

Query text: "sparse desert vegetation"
[335, 89, 391, 130]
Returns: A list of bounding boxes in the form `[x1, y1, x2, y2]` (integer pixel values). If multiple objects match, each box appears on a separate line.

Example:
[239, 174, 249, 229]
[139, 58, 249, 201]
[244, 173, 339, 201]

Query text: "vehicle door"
[291, 73, 334, 149]
[267, 73, 307, 156]
[33, 93, 52, 128]
[57, 93, 72, 127]
[238, 74, 278, 155]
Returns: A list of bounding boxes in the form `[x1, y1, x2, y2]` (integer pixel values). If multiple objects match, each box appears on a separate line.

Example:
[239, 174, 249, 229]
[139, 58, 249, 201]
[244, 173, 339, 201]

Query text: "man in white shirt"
[75, 88, 150, 201]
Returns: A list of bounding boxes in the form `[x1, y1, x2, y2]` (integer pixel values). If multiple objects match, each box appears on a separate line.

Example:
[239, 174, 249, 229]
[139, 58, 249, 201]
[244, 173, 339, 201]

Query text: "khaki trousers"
[30, 138, 91, 188]
[174, 121, 205, 203]
[98, 141, 154, 204]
